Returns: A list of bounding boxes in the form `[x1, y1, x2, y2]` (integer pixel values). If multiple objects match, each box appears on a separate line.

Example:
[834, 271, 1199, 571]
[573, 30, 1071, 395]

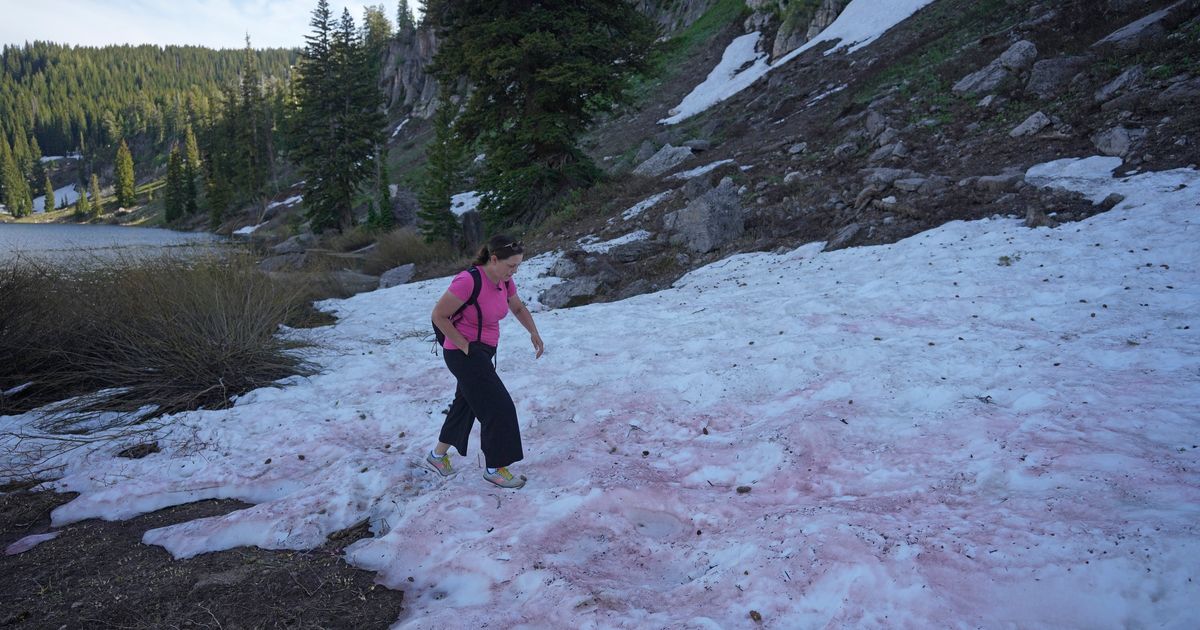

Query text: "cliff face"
[745, 0, 850, 60]
[634, 0, 722, 35]
[379, 26, 440, 119]
[378, 1, 729, 120]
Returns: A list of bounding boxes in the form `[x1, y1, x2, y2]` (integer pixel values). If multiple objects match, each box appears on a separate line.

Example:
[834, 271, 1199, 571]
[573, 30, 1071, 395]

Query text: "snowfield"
[3, 156, 1198, 628]
[662, 0, 936, 124]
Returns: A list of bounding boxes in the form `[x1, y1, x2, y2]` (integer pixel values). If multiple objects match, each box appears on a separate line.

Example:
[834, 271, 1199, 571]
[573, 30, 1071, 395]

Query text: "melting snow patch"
[579, 230, 652, 253]
[660, 32, 770, 125]
[616, 191, 673, 223]
[390, 118, 410, 139]
[450, 191, 481, 216]
[267, 195, 303, 211]
[670, 159, 736, 180]
[664, 0, 936, 124]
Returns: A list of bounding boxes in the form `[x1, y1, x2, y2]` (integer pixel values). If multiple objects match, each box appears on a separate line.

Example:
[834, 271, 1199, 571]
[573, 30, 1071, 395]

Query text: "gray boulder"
[976, 172, 1025, 193]
[633, 144, 694, 177]
[954, 62, 1010, 94]
[549, 255, 580, 278]
[1092, 126, 1146, 157]
[954, 40, 1037, 96]
[823, 223, 861, 252]
[893, 177, 927, 193]
[391, 189, 419, 227]
[607, 239, 667, 264]
[258, 253, 307, 272]
[1155, 77, 1200, 109]
[999, 40, 1038, 71]
[633, 140, 657, 164]
[538, 276, 603, 309]
[1026, 56, 1090, 99]
[1009, 111, 1051, 137]
[663, 177, 743, 253]
[329, 271, 380, 296]
[860, 167, 920, 186]
[272, 233, 316, 254]
[1094, 65, 1144, 103]
[379, 263, 415, 289]
[1093, 4, 1174, 51]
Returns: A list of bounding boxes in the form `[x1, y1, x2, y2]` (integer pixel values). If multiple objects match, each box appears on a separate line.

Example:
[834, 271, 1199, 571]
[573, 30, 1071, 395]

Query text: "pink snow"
[2, 157, 1198, 627]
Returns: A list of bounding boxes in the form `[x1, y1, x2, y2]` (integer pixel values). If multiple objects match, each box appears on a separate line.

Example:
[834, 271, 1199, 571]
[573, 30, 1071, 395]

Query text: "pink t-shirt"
[442, 266, 517, 350]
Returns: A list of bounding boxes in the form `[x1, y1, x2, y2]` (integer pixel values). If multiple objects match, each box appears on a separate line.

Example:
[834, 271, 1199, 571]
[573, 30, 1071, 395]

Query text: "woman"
[428, 235, 544, 488]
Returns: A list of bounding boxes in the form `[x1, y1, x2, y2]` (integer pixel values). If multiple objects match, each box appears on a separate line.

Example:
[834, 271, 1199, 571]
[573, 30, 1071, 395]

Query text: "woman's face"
[492, 253, 524, 282]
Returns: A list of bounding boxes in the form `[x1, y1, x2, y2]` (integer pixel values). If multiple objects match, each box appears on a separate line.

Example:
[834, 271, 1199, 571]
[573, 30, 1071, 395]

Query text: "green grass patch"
[853, 0, 1031, 105]
[627, 0, 749, 103]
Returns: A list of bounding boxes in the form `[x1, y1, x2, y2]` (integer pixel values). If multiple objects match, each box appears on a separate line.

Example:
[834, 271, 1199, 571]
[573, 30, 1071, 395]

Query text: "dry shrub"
[0, 252, 315, 431]
[325, 226, 377, 253]
[362, 228, 457, 276]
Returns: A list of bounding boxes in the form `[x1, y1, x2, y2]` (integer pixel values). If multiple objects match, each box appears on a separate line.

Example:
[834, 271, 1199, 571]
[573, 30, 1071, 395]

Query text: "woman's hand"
[530, 333, 544, 359]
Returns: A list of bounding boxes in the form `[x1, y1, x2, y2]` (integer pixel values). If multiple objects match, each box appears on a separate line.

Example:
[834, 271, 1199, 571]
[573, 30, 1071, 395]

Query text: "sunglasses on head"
[497, 240, 524, 253]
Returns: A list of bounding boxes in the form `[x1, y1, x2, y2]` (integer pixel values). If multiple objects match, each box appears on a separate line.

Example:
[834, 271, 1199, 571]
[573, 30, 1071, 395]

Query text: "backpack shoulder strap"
[466, 266, 483, 343]
[466, 266, 483, 305]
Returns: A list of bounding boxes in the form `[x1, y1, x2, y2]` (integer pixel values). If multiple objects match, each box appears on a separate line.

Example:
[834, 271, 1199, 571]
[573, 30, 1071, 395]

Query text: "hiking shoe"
[426, 452, 457, 476]
[483, 467, 526, 489]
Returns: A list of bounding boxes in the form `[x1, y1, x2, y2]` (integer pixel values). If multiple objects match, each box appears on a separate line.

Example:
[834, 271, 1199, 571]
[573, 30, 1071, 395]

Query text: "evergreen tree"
[289, 2, 385, 232]
[42, 172, 55, 211]
[363, 5, 394, 55]
[164, 145, 185, 222]
[74, 183, 91, 220]
[183, 124, 201, 214]
[427, 1, 656, 228]
[30, 135, 45, 194]
[397, 0, 415, 34]
[417, 101, 465, 245]
[114, 139, 136, 208]
[236, 36, 271, 202]
[89, 173, 103, 216]
[368, 147, 395, 231]
[0, 137, 32, 217]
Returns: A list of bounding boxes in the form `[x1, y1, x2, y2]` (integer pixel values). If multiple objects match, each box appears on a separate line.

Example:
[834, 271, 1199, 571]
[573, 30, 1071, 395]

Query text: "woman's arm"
[432, 290, 472, 354]
[508, 295, 544, 359]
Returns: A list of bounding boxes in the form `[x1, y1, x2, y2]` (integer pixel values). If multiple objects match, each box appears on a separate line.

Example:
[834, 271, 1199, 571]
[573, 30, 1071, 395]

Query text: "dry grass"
[0, 252, 315, 431]
[361, 227, 458, 276]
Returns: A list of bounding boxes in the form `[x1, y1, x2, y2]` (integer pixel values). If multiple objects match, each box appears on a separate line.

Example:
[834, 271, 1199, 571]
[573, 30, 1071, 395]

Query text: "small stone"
[736, 486, 752, 494]
[1009, 111, 1051, 137]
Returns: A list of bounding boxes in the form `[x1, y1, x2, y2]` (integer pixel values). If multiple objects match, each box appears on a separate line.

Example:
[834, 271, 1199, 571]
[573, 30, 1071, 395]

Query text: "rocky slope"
[525, 0, 1200, 307]
[250, 0, 1198, 307]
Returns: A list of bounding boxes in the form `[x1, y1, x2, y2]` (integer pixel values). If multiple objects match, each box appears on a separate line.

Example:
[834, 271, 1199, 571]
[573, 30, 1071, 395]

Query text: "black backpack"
[433, 266, 484, 347]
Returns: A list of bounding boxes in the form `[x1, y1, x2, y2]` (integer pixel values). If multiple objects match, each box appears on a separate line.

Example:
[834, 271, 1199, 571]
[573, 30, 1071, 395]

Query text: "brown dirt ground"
[0, 484, 405, 629]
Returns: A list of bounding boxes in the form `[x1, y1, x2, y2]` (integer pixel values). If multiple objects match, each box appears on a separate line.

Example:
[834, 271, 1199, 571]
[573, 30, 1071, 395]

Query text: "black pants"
[439, 342, 524, 469]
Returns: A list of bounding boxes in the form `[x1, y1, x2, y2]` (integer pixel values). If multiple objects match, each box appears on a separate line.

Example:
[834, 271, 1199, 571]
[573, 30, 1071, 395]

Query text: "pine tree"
[183, 124, 201, 214]
[74, 184, 91, 220]
[114, 139, 136, 208]
[236, 36, 271, 202]
[417, 101, 465, 245]
[397, 0, 415, 34]
[0, 137, 32, 218]
[89, 173, 103, 217]
[363, 5, 394, 54]
[289, 2, 385, 233]
[164, 145, 185, 222]
[42, 172, 55, 211]
[368, 147, 395, 231]
[428, 1, 656, 228]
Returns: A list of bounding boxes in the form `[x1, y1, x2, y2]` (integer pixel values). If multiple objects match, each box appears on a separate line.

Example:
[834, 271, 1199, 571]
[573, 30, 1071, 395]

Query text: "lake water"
[0, 223, 229, 265]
